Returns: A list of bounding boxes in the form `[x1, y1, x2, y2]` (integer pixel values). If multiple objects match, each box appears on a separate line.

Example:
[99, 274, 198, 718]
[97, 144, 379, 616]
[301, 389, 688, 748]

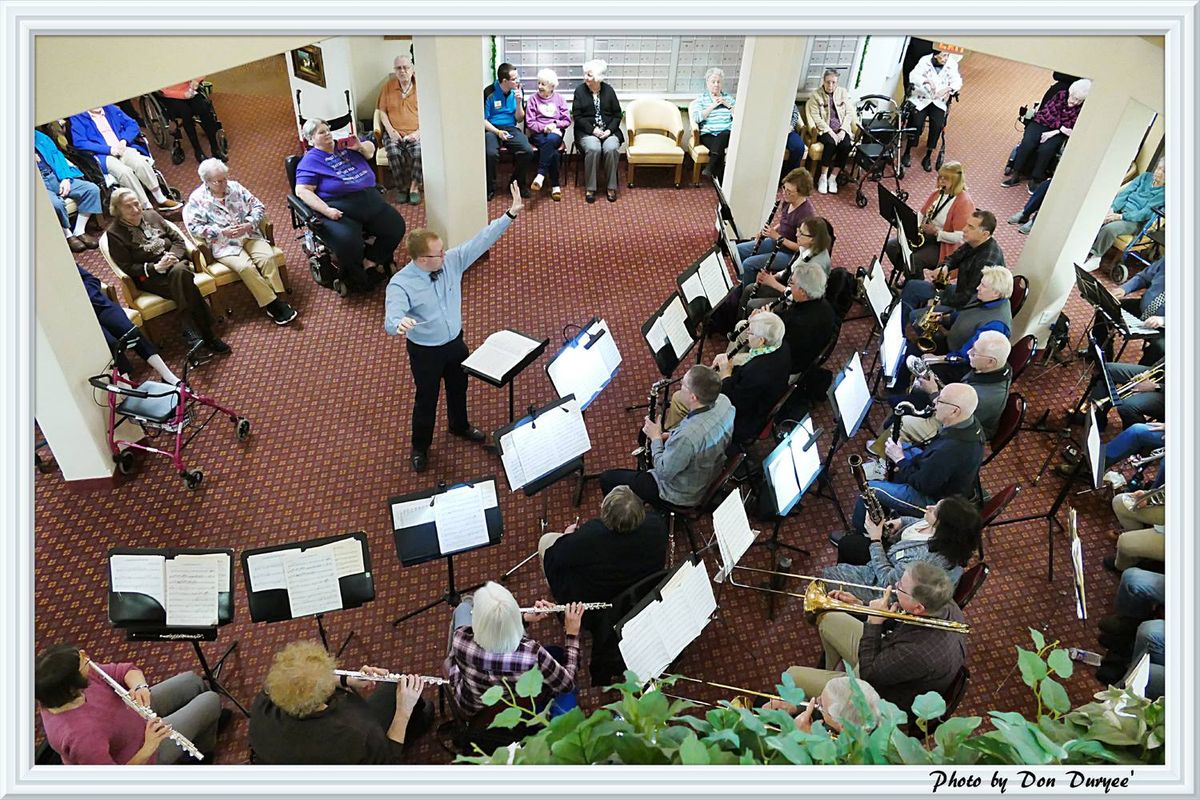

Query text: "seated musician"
[746, 260, 839, 382]
[445, 582, 584, 720]
[827, 496, 981, 596]
[539, 486, 669, 605]
[871, 331, 1011, 455]
[745, 216, 834, 309]
[734, 168, 817, 283]
[883, 161, 974, 278]
[899, 210, 1004, 326]
[1096, 566, 1164, 697]
[1090, 256, 1164, 365]
[712, 311, 791, 447]
[911, 265, 1013, 381]
[599, 365, 735, 507]
[248, 640, 432, 763]
[764, 674, 882, 734]
[36, 643, 223, 764]
[783, 561, 967, 717]
[848, 383, 984, 536]
[1056, 422, 1164, 537]
[1071, 358, 1163, 432]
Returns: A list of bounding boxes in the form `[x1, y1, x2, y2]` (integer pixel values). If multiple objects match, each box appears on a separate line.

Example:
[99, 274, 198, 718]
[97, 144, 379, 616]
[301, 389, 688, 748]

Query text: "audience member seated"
[736, 168, 817, 284]
[899, 210, 1004, 323]
[904, 265, 1013, 386]
[105, 187, 228, 359]
[783, 562, 967, 716]
[711, 311, 791, 447]
[780, 103, 807, 181]
[805, 68, 858, 195]
[1080, 161, 1165, 273]
[873, 330, 1012, 454]
[1001, 79, 1091, 191]
[36, 643, 222, 764]
[827, 496, 981, 596]
[78, 263, 180, 382]
[1090, 256, 1164, 365]
[68, 104, 183, 216]
[599, 365, 735, 507]
[375, 54, 423, 204]
[849, 383, 984, 536]
[764, 675, 882, 735]
[294, 117, 405, 294]
[1095, 567, 1163, 696]
[444, 582, 583, 719]
[483, 62, 534, 200]
[571, 60, 623, 204]
[884, 161, 974, 277]
[902, 50, 962, 172]
[689, 67, 736, 182]
[539, 486, 669, 605]
[248, 640, 432, 763]
[1006, 176, 1052, 235]
[158, 77, 224, 163]
[524, 68, 572, 200]
[184, 158, 296, 325]
[35, 128, 101, 252]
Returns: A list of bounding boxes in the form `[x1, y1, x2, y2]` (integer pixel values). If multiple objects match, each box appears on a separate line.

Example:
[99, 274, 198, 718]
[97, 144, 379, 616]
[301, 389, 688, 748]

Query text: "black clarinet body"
[750, 199, 782, 256]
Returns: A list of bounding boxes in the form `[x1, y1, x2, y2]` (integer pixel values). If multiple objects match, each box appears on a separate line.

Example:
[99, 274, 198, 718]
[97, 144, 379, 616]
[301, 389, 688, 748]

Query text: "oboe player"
[36, 643, 223, 764]
[385, 181, 523, 474]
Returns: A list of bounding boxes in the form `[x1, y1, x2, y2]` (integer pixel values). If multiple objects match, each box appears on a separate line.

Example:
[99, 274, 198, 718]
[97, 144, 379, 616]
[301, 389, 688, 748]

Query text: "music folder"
[495, 396, 591, 493]
[108, 547, 235, 640]
[241, 532, 374, 623]
[641, 292, 696, 377]
[830, 351, 873, 439]
[616, 557, 716, 684]
[390, 477, 503, 566]
[712, 488, 757, 583]
[677, 246, 735, 320]
[546, 317, 622, 412]
[862, 257, 897, 328]
[461, 328, 549, 387]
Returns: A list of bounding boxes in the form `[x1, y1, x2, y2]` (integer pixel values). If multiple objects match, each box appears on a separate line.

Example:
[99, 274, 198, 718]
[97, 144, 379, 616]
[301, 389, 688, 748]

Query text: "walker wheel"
[183, 469, 204, 490]
[627, 182, 634, 189]
[333, 279, 349, 298]
[235, 417, 251, 441]
[168, 186, 182, 202]
[115, 450, 136, 476]
[855, 192, 868, 209]
[171, 146, 186, 166]
[897, 190, 910, 202]
[935, 152, 945, 170]
[1109, 263, 1128, 284]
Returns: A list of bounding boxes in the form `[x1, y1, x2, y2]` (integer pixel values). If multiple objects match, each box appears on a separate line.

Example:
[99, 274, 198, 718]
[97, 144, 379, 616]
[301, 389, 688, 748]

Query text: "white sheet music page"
[498, 430, 528, 492]
[172, 553, 231, 592]
[680, 271, 706, 305]
[433, 484, 491, 555]
[461, 329, 541, 382]
[508, 398, 591, 488]
[245, 549, 296, 592]
[864, 257, 895, 327]
[697, 250, 732, 309]
[834, 352, 871, 438]
[646, 316, 669, 355]
[790, 417, 822, 492]
[310, 537, 366, 578]
[767, 445, 801, 514]
[617, 603, 673, 683]
[712, 490, 755, 579]
[592, 320, 622, 374]
[391, 497, 436, 530]
[284, 548, 344, 618]
[660, 296, 694, 359]
[164, 557, 219, 627]
[110, 554, 166, 608]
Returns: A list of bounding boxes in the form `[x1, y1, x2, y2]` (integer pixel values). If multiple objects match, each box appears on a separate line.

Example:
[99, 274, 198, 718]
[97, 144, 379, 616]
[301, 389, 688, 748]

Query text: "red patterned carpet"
[35, 51, 1148, 764]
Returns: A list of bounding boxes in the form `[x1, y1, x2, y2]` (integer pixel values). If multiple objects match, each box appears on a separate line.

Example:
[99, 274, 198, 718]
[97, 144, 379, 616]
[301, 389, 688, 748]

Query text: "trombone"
[1095, 360, 1164, 411]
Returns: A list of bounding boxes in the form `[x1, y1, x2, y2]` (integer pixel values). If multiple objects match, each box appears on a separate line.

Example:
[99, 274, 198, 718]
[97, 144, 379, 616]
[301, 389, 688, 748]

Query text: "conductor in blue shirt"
[385, 181, 524, 473]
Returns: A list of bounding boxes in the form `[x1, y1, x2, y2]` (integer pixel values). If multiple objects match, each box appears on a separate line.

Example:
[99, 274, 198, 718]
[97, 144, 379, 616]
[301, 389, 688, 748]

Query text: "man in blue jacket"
[1081, 162, 1165, 272]
[483, 63, 534, 201]
[67, 105, 182, 216]
[34, 129, 102, 252]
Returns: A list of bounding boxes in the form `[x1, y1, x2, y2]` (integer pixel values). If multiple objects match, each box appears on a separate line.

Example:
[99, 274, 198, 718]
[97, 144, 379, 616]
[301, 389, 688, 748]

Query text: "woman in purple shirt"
[1001, 78, 1091, 191]
[294, 118, 406, 292]
[525, 68, 572, 201]
[736, 167, 817, 283]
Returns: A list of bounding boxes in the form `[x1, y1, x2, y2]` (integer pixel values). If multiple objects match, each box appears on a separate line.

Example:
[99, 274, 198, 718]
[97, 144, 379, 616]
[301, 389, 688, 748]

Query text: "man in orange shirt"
[376, 54, 423, 205]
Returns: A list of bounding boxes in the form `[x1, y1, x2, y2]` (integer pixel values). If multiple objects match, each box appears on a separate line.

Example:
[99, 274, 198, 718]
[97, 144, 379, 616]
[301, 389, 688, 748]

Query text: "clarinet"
[333, 670, 450, 685]
[886, 401, 935, 480]
[750, 200, 782, 256]
[87, 660, 205, 761]
[847, 455, 887, 524]
[636, 378, 672, 471]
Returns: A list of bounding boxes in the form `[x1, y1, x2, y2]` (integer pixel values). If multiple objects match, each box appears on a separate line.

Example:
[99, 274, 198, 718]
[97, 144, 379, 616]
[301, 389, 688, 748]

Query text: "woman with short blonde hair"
[884, 160, 975, 277]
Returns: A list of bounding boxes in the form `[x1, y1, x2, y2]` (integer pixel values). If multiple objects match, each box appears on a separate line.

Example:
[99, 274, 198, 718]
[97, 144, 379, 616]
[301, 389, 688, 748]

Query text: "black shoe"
[1001, 176, 1021, 188]
[410, 449, 428, 473]
[900, 151, 911, 168]
[700, 164, 713, 178]
[519, 186, 532, 199]
[828, 530, 847, 547]
[194, 151, 209, 163]
[1103, 554, 1121, 574]
[205, 337, 232, 355]
[1095, 656, 1130, 686]
[585, 191, 596, 204]
[1027, 180, 1039, 195]
[1098, 631, 1135, 655]
[921, 153, 932, 172]
[267, 300, 298, 326]
[486, 188, 496, 201]
[450, 426, 487, 443]
[1064, 410, 1087, 427]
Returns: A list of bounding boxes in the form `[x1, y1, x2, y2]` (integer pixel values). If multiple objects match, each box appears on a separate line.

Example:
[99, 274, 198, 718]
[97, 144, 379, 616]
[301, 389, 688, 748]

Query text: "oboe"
[518, 602, 613, 613]
[750, 200, 782, 256]
[333, 670, 450, 685]
[87, 660, 204, 761]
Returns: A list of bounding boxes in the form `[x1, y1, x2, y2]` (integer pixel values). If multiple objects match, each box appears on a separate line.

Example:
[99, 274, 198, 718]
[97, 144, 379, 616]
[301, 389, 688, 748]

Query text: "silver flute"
[333, 669, 449, 685]
[518, 602, 613, 613]
[87, 660, 204, 761]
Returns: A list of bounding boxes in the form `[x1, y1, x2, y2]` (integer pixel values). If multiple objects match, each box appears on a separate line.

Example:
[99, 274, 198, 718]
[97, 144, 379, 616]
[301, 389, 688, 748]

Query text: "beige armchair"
[625, 98, 685, 189]
[196, 217, 290, 315]
[682, 107, 709, 186]
[101, 281, 142, 328]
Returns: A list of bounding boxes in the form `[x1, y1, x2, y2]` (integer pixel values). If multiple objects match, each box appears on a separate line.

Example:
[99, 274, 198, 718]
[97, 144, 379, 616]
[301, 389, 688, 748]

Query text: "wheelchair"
[898, 90, 959, 173]
[846, 95, 907, 209]
[138, 81, 229, 166]
[61, 115, 182, 204]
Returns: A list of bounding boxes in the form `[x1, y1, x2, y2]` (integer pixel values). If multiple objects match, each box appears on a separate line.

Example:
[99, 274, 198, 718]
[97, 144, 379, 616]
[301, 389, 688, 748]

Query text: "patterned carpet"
[35, 50, 1150, 765]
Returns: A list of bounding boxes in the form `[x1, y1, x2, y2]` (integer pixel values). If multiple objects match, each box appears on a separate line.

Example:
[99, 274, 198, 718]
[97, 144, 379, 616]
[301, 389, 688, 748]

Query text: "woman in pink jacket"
[524, 68, 572, 201]
[884, 160, 975, 277]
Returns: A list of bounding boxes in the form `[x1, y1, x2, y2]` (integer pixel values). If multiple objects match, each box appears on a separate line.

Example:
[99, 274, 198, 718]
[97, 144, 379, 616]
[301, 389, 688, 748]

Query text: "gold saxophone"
[914, 269, 950, 353]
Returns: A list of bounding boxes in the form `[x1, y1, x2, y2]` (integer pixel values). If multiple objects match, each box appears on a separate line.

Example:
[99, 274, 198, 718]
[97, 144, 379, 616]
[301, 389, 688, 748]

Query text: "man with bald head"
[376, 53, 423, 204]
[849, 382, 984, 536]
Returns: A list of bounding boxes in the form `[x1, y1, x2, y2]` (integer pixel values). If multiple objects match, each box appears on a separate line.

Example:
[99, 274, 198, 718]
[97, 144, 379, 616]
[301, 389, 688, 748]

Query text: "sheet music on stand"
[677, 247, 735, 318]
[1084, 405, 1103, 491]
[863, 257, 896, 328]
[1068, 507, 1087, 620]
[242, 532, 373, 622]
[496, 396, 591, 492]
[879, 302, 907, 388]
[546, 317, 622, 412]
[713, 176, 742, 242]
[461, 329, 546, 383]
[1074, 265, 1156, 337]
[109, 549, 233, 631]
[712, 488, 758, 582]
[617, 558, 716, 683]
[831, 352, 873, 439]
[390, 478, 503, 566]
[764, 414, 823, 516]
[641, 293, 696, 376]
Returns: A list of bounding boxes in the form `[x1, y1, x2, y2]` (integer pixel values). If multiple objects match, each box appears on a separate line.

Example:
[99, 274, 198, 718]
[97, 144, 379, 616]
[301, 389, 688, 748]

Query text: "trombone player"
[783, 562, 967, 717]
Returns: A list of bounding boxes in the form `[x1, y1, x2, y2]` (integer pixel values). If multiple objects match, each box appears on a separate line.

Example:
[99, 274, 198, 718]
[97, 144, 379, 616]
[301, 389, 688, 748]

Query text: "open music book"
[109, 552, 230, 628]
[679, 248, 734, 316]
[712, 489, 757, 583]
[618, 559, 716, 683]
[546, 318, 622, 412]
[763, 414, 823, 516]
[644, 294, 694, 362]
[461, 329, 545, 384]
[497, 397, 591, 492]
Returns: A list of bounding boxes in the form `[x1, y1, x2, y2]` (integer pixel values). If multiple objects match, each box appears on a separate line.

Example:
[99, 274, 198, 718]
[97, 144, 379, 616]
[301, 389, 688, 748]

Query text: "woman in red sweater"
[884, 161, 975, 278]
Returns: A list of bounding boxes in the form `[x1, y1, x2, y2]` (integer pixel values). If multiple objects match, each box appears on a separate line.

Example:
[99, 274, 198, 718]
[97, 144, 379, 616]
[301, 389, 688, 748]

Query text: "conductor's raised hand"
[563, 602, 585, 636]
[522, 598, 555, 623]
[508, 180, 524, 216]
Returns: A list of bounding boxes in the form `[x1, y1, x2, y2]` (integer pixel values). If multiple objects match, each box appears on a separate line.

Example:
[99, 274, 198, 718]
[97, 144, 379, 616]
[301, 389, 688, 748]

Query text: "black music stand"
[462, 328, 550, 423]
[389, 476, 503, 626]
[108, 547, 248, 716]
[815, 353, 877, 527]
[676, 246, 737, 365]
[640, 292, 697, 378]
[712, 174, 743, 243]
[242, 532, 373, 659]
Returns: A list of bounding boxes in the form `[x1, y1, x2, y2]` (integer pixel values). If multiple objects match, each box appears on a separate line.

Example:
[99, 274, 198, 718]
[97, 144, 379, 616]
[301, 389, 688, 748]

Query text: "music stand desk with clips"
[676, 246, 737, 366]
[641, 292, 697, 379]
[461, 328, 550, 423]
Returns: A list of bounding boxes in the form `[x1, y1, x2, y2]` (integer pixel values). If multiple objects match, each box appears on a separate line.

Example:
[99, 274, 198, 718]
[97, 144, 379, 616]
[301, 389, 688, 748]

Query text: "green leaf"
[989, 711, 1056, 764]
[703, 728, 741, 750]
[520, 735, 552, 764]
[1016, 646, 1049, 688]
[1029, 627, 1046, 651]
[911, 691, 947, 722]
[889, 730, 932, 765]
[548, 731, 587, 763]
[963, 732, 1020, 764]
[635, 687, 670, 724]
[1046, 648, 1074, 679]
[678, 733, 710, 765]
[765, 734, 813, 765]
[514, 667, 544, 698]
[491, 706, 526, 729]
[1041, 676, 1072, 716]
[933, 715, 982, 756]
[734, 705, 768, 736]
[480, 684, 506, 707]
[1063, 738, 1119, 763]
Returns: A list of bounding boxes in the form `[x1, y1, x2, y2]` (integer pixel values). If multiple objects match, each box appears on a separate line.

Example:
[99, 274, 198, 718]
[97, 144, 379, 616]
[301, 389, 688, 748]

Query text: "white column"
[724, 36, 808, 239]
[412, 36, 488, 246]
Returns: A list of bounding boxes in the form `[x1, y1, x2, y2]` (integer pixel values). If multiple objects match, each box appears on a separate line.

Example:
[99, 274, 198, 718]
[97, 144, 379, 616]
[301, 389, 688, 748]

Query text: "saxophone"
[914, 268, 950, 353]
[847, 454, 887, 524]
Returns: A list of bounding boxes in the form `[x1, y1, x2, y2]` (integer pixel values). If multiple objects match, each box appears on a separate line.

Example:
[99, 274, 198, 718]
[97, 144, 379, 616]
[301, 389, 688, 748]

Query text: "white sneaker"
[530, 174, 544, 192]
[1082, 255, 1102, 272]
[1103, 471, 1127, 491]
[818, 174, 829, 194]
[827, 174, 839, 194]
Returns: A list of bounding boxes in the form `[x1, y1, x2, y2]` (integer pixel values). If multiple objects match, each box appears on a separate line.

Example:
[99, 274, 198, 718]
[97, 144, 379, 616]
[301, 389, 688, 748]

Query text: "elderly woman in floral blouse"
[184, 159, 296, 325]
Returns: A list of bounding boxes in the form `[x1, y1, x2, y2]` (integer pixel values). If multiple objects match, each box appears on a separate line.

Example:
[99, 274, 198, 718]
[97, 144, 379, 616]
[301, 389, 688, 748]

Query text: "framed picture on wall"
[291, 44, 326, 88]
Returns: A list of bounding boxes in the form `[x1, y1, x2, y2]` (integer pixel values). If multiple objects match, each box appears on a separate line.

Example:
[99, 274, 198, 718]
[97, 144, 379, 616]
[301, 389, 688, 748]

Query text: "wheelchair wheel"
[333, 279, 349, 298]
[1109, 262, 1129, 284]
[215, 129, 229, 160]
[182, 469, 204, 490]
[308, 257, 326, 287]
[855, 192, 868, 209]
[171, 140, 186, 166]
[139, 95, 170, 150]
[235, 417, 251, 441]
[168, 185, 182, 202]
[115, 450, 135, 476]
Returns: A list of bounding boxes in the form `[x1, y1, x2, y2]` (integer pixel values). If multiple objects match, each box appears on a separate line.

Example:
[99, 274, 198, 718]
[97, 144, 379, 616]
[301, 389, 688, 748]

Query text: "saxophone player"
[898, 210, 1005, 328]
[883, 161, 975, 278]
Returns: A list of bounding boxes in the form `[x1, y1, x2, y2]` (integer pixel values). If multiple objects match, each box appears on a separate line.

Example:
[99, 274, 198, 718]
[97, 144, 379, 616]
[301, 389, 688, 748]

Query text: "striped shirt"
[693, 92, 735, 135]
[444, 628, 579, 717]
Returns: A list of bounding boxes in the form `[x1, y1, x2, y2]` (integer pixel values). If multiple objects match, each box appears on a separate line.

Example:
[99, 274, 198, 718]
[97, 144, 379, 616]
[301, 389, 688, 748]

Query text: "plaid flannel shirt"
[444, 628, 579, 717]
